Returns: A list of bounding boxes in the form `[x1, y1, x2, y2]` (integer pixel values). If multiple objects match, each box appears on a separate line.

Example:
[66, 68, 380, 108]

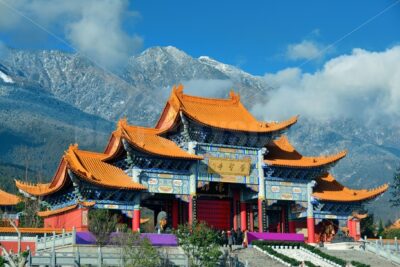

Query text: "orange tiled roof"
[0, 189, 20, 206]
[104, 118, 202, 160]
[388, 219, 400, 229]
[16, 145, 146, 196]
[265, 135, 347, 168]
[313, 173, 388, 202]
[37, 202, 95, 218]
[155, 85, 298, 133]
[0, 227, 70, 234]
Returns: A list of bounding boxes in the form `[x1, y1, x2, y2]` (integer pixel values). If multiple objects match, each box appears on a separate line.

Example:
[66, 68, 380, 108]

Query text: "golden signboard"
[208, 157, 251, 176]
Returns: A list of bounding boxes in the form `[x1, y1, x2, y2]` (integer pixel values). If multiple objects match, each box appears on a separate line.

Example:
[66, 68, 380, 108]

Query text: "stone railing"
[362, 236, 400, 265]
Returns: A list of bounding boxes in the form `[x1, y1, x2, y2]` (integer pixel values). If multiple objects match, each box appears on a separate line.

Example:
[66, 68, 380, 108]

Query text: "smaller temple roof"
[388, 219, 400, 229]
[37, 201, 95, 218]
[0, 189, 20, 206]
[313, 173, 388, 202]
[104, 118, 202, 160]
[265, 135, 347, 168]
[156, 85, 298, 133]
[16, 145, 146, 197]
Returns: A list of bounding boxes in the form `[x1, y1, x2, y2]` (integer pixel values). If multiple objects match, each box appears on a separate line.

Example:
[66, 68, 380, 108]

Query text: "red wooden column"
[288, 221, 296, 233]
[258, 199, 263, 233]
[249, 204, 254, 232]
[281, 206, 286, 233]
[132, 195, 141, 232]
[132, 208, 141, 232]
[240, 202, 247, 231]
[232, 191, 240, 230]
[307, 217, 315, 243]
[188, 196, 196, 225]
[172, 199, 179, 229]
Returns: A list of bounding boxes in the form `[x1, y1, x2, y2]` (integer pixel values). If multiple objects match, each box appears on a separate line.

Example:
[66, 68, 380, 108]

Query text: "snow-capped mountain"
[0, 46, 398, 220]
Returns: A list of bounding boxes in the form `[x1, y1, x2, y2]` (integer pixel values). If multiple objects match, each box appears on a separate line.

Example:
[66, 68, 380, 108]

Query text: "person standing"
[227, 230, 233, 252]
[231, 228, 237, 246]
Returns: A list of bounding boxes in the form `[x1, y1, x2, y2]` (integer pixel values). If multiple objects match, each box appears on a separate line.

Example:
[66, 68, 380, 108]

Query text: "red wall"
[197, 199, 231, 230]
[44, 208, 89, 231]
[0, 241, 36, 255]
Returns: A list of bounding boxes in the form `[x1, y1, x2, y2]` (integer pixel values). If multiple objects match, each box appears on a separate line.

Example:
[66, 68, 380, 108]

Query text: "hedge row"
[300, 243, 346, 267]
[304, 261, 320, 267]
[255, 243, 301, 266]
[252, 240, 346, 267]
[351, 260, 371, 267]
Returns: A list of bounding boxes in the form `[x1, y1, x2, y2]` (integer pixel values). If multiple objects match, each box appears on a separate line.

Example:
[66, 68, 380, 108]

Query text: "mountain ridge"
[0, 46, 397, 220]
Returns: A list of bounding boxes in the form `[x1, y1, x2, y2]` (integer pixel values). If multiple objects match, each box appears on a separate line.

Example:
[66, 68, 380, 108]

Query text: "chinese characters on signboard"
[207, 157, 251, 176]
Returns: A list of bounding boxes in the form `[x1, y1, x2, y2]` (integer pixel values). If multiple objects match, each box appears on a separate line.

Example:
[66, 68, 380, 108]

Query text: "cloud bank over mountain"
[254, 46, 400, 124]
[0, 0, 142, 69]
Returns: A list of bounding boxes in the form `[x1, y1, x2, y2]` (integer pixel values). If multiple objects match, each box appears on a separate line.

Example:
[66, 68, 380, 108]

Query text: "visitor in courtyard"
[231, 228, 237, 245]
[227, 230, 233, 252]
[237, 227, 243, 245]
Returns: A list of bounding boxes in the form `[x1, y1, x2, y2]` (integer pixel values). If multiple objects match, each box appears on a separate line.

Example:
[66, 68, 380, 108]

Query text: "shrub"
[304, 261, 320, 267]
[351, 260, 371, 267]
[382, 228, 400, 239]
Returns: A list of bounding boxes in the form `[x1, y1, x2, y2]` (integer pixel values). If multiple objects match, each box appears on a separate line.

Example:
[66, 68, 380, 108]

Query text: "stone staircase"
[227, 246, 286, 267]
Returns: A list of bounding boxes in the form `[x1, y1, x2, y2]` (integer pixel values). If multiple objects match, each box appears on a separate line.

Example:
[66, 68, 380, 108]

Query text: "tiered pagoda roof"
[265, 135, 347, 168]
[156, 85, 298, 133]
[14, 86, 388, 205]
[16, 144, 146, 197]
[313, 173, 388, 202]
[104, 118, 202, 160]
[0, 189, 20, 206]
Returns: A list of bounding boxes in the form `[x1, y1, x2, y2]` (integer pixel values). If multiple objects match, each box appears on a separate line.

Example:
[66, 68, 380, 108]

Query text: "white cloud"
[183, 79, 233, 98]
[0, 0, 142, 69]
[253, 46, 400, 124]
[286, 40, 324, 61]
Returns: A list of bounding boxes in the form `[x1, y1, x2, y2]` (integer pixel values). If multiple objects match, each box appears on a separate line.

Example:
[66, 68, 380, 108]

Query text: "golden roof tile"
[156, 85, 298, 133]
[265, 135, 347, 168]
[0, 189, 20, 206]
[104, 118, 202, 160]
[16, 145, 146, 197]
[313, 173, 388, 202]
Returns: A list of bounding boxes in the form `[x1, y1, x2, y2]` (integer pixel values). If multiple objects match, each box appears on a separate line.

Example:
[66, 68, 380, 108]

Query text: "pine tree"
[390, 166, 400, 207]
[377, 219, 385, 237]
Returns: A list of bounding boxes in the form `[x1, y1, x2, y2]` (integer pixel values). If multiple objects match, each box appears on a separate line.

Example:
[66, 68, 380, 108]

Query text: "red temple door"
[197, 199, 231, 230]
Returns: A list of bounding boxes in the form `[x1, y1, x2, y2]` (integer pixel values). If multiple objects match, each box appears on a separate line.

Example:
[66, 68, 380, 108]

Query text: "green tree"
[360, 213, 375, 238]
[15, 197, 43, 228]
[175, 222, 222, 267]
[88, 209, 118, 246]
[111, 231, 161, 267]
[377, 219, 385, 237]
[390, 166, 400, 207]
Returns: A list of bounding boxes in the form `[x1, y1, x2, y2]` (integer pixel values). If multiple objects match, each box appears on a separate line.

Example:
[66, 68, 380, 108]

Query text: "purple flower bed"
[247, 232, 304, 244]
[75, 232, 178, 246]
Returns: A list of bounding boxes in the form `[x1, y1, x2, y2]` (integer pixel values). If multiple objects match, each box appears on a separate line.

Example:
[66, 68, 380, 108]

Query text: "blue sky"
[0, 0, 399, 75]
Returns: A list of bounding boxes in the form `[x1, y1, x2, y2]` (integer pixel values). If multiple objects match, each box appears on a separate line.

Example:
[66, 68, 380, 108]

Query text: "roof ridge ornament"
[229, 90, 240, 103]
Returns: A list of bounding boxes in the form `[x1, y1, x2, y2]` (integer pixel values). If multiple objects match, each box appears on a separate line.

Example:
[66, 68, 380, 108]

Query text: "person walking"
[231, 228, 237, 246]
[237, 227, 243, 245]
[227, 230, 233, 252]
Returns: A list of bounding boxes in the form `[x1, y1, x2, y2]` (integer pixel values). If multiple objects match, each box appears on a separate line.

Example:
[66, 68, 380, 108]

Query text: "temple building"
[0, 189, 20, 226]
[15, 85, 388, 242]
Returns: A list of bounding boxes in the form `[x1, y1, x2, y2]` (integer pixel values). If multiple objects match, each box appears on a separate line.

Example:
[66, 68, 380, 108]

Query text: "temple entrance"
[141, 194, 187, 232]
[197, 199, 231, 230]
[266, 201, 290, 233]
